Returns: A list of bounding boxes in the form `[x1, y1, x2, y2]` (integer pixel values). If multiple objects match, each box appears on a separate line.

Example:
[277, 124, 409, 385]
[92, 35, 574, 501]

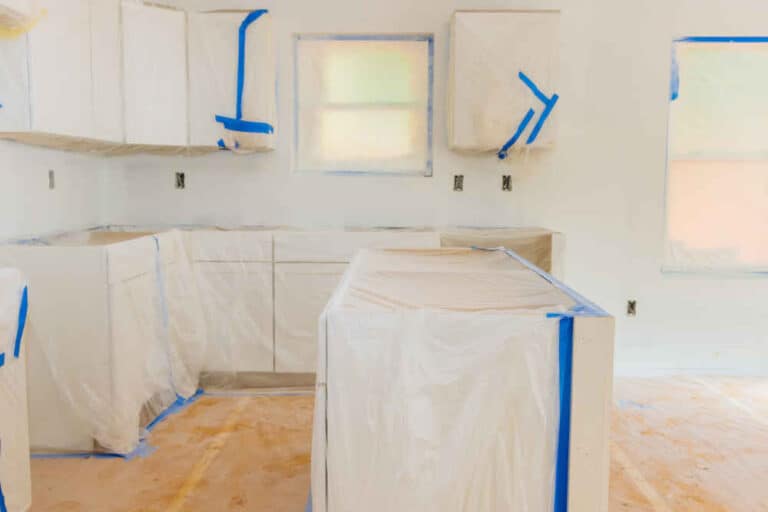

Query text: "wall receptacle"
[627, 300, 637, 316]
[453, 174, 464, 192]
[175, 172, 186, 190]
[502, 175, 512, 191]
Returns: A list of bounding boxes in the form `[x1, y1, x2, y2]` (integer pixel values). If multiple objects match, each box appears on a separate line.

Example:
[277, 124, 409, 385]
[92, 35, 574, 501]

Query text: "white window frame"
[293, 33, 434, 176]
[663, 36, 768, 275]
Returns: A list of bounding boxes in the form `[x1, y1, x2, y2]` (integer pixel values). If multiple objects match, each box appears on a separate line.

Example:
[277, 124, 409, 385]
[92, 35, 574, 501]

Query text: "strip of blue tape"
[670, 45, 680, 101]
[519, 71, 550, 104]
[236, 10, 268, 120]
[32, 389, 205, 460]
[548, 313, 574, 512]
[14, 286, 28, 359]
[0, 481, 7, 512]
[526, 94, 559, 145]
[214, 115, 274, 134]
[676, 36, 768, 43]
[0, 353, 5, 368]
[215, 10, 272, 143]
[146, 388, 204, 431]
[498, 108, 535, 159]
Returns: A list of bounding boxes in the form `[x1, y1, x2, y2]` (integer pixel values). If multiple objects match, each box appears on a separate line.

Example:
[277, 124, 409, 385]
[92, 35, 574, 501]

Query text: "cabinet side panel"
[569, 316, 615, 512]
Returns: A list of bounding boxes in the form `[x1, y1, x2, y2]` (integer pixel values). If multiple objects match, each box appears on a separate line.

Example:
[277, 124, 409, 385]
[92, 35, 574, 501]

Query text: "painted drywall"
[0, 141, 102, 240]
[6, 0, 763, 375]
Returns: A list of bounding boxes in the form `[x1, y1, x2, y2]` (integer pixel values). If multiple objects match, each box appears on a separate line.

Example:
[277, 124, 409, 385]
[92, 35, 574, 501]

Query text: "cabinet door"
[197, 262, 274, 373]
[274, 263, 348, 373]
[27, 0, 92, 138]
[0, 30, 30, 132]
[188, 10, 275, 149]
[89, 0, 123, 142]
[122, 2, 187, 146]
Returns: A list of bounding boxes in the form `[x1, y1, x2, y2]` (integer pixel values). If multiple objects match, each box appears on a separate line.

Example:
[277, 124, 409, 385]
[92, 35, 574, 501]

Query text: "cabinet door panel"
[197, 262, 274, 373]
[275, 263, 347, 373]
[28, 0, 92, 137]
[122, 2, 187, 146]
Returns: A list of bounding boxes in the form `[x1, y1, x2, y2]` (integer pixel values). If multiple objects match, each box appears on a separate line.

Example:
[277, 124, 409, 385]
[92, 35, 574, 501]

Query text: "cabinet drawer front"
[274, 231, 440, 263]
[185, 231, 273, 263]
[274, 263, 348, 373]
[196, 261, 274, 373]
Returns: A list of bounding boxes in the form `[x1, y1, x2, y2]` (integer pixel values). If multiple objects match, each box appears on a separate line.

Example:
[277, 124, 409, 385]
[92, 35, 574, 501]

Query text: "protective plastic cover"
[0, 228, 205, 455]
[312, 248, 575, 512]
[0, 2, 276, 155]
[448, 10, 560, 154]
[0, 268, 31, 512]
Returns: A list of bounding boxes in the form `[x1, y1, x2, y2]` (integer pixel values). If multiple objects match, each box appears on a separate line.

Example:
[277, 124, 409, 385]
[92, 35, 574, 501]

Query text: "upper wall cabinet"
[448, 10, 560, 157]
[188, 10, 275, 152]
[0, 0, 123, 144]
[122, 2, 188, 147]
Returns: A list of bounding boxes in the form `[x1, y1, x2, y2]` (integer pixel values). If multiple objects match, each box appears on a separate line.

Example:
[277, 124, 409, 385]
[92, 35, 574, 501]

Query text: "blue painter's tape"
[305, 491, 312, 512]
[235, 10, 268, 120]
[498, 71, 559, 153]
[670, 45, 680, 101]
[676, 36, 768, 43]
[0, 481, 7, 512]
[14, 286, 28, 359]
[498, 108, 535, 159]
[0, 353, 5, 368]
[526, 93, 559, 145]
[31, 389, 204, 461]
[145, 388, 204, 432]
[217, 138, 227, 149]
[519, 71, 550, 104]
[215, 10, 272, 143]
[547, 313, 574, 512]
[215, 115, 274, 134]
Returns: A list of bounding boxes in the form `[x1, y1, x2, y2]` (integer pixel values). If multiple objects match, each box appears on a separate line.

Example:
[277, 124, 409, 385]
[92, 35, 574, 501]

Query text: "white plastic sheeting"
[189, 10, 276, 152]
[185, 229, 274, 378]
[0, 268, 30, 512]
[312, 248, 576, 512]
[448, 10, 560, 155]
[0, 2, 276, 154]
[0, 228, 205, 455]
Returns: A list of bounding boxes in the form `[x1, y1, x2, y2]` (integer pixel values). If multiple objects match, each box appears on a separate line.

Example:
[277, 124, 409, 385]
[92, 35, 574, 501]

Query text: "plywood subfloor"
[30, 378, 768, 511]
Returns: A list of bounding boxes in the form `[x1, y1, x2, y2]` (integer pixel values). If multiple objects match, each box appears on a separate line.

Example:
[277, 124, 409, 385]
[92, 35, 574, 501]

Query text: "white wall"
[0, 141, 102, 240]
[9, 0, 766, 375]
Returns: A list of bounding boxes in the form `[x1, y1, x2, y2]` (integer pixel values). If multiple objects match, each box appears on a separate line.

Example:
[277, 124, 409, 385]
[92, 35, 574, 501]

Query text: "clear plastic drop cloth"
[184, 229, 274, 385]
[0, 228, 207, 455]
[312, 248, 576, 512]
[0, 2, 276, 155]
[0, 268, 31, 512]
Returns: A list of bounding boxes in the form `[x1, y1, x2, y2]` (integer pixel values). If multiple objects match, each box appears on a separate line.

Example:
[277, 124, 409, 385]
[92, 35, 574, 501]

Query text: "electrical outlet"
[502, 175, 512, 191]
[626, 300, 637, 317]
[48, 170, 55, 190]
[175, 172, 186, 190]
[453, 174, 464, 192]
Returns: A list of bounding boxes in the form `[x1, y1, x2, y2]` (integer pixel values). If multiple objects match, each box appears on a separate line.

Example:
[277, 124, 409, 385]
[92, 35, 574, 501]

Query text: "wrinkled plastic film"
[0, 228, 207, 455]
[312, 248, 575, 512]
[0, 268, 31, 512]
[0, 3, 276, 155]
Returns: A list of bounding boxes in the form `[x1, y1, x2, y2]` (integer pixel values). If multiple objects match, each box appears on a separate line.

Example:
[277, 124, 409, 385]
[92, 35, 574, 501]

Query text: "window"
[294, 34, 434, 175]
[665, 37, 768, 272]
